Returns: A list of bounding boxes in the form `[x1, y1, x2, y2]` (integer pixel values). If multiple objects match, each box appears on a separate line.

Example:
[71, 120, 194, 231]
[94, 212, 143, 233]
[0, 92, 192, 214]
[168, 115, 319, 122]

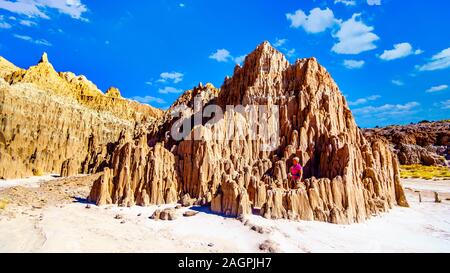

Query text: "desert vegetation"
[401, 165, 450, 180]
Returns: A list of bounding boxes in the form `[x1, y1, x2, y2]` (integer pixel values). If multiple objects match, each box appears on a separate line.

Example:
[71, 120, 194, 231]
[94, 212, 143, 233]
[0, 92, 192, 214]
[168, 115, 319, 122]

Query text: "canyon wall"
[0, 54, 161, 179]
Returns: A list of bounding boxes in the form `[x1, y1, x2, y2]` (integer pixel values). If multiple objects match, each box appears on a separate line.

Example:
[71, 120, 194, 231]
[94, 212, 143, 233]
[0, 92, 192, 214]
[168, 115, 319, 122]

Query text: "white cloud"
[367, 0, 381, 5]
[426, 85, 448, 93]
[353, 102, 420, 118]
[0, 22, 10, 28]
[158, 72, 184, 84]
[132, 95, 166, 105]
[418, 47, 450, 71]
[159, 86, 183, 94]
[273, 38, 287, 47]
[332, 14, 379, 55]
[0, 0, 88, 21]
[234, 55, 246, 64]
[209, 49, 246, 64]
[343, 59, 365, 69]
[19, 19, 36, 26]
[0, 14, 11, 28]
[392, 80, 404, 86]
[441, 100, 450, 109]
[348, 95, 380, 106]
[13, 34, 52, 46]
[179, 3, 185, 8]
[335, 0, 356, 6]
[379, 43, 422, 61]
[209, 49, 231, 62]
[286, 7, 337, 33]
[286, 48, 296, 58]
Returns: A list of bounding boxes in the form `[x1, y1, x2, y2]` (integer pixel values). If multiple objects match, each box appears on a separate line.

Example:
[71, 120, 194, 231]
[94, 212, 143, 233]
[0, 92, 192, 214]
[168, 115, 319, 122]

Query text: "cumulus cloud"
[441, 100, 450, 109]
[158, 72, 184, 84]
[353, 102, 420, 119]
[0, 21, 10, 28]
[209, 49, 231, 62]
[13, 34, 51, 46]
[334, 0, 356, 6]
[0, 15, 11, 28]
[132, 95, 166, 105]
[285, 48, 296, 58]
[391, 80, 404, 86]
[0, 0, 89, 21]
[234, 55, 246, 64]
[159, 86, 183, 94]
[209, 48, 246, 64]
[426, 85, 448, 93]
[19, 19, 36, 26]
[343, 59, 365, 69]
[418, 47, 450, 71]
[286, 7, 338, 33]
[332, 14, 379, 55]
[348, 95, 380, 106]
[367, 0, 381, 5]
[273, 38, 287, 47]
[379, 43, 422, 61]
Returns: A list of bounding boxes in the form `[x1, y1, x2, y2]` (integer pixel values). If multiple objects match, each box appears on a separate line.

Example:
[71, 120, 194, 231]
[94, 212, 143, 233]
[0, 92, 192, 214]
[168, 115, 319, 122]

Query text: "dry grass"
[401, 165, 450, 180]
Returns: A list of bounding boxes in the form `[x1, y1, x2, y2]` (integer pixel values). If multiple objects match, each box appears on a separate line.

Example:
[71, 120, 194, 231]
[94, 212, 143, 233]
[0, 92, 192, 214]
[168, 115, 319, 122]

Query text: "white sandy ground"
[0, 177, 449, 253]
[0, 174, 59, 189]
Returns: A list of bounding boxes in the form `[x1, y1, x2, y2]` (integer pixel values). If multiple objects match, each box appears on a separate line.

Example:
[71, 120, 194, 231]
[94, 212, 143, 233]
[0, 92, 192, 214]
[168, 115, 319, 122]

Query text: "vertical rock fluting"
[88, 130, 179, 207]
[0, 54, 162, 179]
[88, 41, 409, 223]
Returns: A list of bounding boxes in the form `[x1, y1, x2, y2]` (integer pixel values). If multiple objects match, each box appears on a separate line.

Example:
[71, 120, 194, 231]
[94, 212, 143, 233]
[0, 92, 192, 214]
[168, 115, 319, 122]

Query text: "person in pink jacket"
[289, 157, 303, 189]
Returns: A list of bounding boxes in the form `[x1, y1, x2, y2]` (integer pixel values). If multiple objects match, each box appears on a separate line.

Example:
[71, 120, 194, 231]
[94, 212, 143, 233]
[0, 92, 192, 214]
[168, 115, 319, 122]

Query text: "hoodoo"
[88, 42, 408, 224]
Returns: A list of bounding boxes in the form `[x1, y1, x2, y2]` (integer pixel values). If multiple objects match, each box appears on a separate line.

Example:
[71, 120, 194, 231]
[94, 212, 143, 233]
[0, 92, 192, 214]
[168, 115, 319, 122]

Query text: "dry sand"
[0, 176, 449, 253]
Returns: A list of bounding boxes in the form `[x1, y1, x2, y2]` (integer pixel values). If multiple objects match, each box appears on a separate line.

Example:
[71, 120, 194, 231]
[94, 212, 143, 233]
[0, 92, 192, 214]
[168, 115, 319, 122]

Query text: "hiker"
[288, 157, 303, 189]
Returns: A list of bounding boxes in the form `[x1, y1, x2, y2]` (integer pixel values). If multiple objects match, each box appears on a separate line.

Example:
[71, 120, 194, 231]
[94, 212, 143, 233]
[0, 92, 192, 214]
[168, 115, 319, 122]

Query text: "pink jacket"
[291, 164, 303, 179]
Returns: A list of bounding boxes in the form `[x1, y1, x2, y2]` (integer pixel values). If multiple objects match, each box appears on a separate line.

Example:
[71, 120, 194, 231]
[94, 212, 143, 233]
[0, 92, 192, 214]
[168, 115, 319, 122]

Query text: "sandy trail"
[0, 176, 449, 253]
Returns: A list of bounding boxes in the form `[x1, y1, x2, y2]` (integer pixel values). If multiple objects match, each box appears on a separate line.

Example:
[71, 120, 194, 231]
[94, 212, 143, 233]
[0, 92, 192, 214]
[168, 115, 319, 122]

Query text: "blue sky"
[0, 0, 449, 128]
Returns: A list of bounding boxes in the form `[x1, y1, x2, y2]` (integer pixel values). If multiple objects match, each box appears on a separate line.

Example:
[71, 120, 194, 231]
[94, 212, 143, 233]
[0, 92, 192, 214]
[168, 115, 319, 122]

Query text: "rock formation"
[0, 53, 162, 179]
[364, 121, 450, 166]
[89, 42, 409, 224]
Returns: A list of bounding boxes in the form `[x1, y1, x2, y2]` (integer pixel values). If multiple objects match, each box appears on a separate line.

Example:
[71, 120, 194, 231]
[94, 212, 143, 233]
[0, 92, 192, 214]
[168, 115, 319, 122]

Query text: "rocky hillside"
[0, 54, 162, 179]
[88, 42, 408, 224]
[364, 121, 450, 167]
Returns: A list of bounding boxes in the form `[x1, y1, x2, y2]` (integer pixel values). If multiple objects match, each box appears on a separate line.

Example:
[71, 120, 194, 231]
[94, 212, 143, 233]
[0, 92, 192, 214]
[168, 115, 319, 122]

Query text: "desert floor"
[0, 175, 449, 253]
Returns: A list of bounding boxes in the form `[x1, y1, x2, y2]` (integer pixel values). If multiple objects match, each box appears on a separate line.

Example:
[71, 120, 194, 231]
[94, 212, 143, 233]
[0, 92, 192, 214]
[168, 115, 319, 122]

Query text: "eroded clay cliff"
[89, 42, 408, 224]
[0, 53, 162, 179]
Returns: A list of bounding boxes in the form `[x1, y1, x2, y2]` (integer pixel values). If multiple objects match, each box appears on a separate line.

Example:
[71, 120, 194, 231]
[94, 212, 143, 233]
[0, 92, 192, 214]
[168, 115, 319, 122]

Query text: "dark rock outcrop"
[364, 121, 450, 166]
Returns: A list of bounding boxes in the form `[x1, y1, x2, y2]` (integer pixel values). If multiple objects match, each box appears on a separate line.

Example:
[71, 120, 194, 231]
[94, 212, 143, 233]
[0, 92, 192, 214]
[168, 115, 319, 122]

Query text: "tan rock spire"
[39, 52, 49, 64]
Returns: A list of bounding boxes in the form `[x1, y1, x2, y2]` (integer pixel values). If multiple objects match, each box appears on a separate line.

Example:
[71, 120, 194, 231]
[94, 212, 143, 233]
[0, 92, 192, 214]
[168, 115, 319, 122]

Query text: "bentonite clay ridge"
[87, 41, 409, 224]
[0, 53, 162, 179]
